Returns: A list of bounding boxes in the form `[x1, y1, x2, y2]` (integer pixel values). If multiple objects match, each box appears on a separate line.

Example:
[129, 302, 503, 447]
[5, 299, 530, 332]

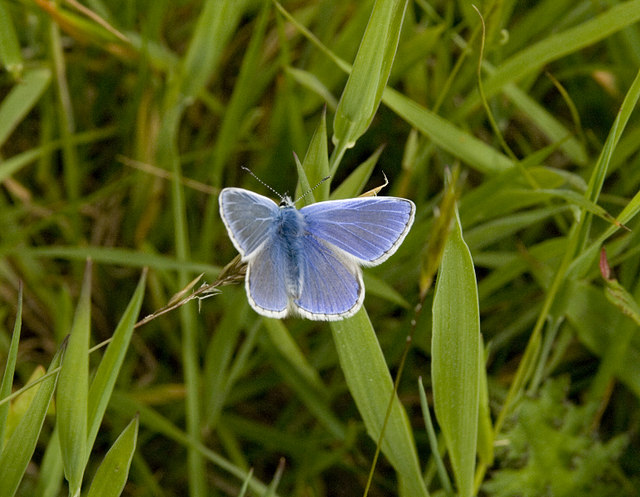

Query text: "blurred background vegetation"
[1, 0, 640, 496]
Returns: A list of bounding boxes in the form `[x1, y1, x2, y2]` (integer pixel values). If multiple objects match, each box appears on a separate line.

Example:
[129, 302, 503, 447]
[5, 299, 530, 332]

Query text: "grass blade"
[86, 416, 139, 497]
[332, 0, 408, 169]
[0, 285, 22, 445]
[297, 109, 330, 203]
[431, 208, 480, 497]
[0, 346, 63, 497]
[0, 1, 23, 78]
[331, 311, 429, 497]
[460, 2, 640, 114]
[86, 270, 147, 456]
[0, 67, 51, 148]
[56, 260, 92, 496]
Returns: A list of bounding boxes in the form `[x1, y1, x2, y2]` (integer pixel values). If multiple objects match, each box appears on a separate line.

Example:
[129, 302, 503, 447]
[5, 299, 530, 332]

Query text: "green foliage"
[0, 0, 640, 496]
[484, 377, 630, 497]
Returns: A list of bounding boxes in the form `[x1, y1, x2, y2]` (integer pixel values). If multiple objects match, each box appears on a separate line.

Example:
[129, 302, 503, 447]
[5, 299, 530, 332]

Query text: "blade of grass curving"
[0, 126, 116, 184]
[382, 87, 513, 174]
[458, 2, 640, 116]
[0, 284, 22, 446]
[285, 66, 338, 110]
[86, 416, 139, 497]
[86, 270, 147, 456]
[0, 67, 51, 148]
[0, 345, 63, 497]
[431, 207, 480, 497]
[56, 260, 92, 496]
[464, 205, 568, 250]
[16, 246, 219, 274]
[330, 310, 429, 497]
[331, 0, 409, 173]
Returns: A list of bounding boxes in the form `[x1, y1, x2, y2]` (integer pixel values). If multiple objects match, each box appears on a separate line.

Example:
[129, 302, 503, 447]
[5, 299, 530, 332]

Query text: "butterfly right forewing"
[300, 197, 415, 265]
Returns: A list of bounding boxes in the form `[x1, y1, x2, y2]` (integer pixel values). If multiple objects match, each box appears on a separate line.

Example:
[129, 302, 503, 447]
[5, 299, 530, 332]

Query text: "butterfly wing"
[300, 197, 415, 265]
[293, 235, 363, 320]
[219, 187, 280, 258]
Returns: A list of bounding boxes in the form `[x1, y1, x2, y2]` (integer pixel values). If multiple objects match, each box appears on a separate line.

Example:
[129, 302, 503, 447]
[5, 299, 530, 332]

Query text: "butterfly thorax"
[276, 205, 306, 298]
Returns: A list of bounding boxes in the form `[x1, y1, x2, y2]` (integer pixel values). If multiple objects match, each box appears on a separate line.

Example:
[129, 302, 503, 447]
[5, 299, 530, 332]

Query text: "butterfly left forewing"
[219, 188, 280, 258]
[300, 197, 415, 265]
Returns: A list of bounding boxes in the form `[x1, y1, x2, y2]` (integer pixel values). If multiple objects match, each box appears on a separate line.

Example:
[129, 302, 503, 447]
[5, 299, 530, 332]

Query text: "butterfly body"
[273, 202, 305, 298]
[219, 187, 415, 321]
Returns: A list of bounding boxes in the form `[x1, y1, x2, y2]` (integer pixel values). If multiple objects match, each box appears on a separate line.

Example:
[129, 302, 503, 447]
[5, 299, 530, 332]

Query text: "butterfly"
[219, 187, 415, 320]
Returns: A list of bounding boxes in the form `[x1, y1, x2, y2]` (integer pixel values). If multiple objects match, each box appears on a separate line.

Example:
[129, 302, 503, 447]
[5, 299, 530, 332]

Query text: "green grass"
[1, 1, 640, 496]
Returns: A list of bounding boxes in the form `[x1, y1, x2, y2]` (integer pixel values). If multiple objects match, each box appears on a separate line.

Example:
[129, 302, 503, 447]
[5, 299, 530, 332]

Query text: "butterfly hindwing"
[300, 197, 415, 265]
[219, 188, 280, 258]
[245, 240, 290, 318]
[293, 235, 363, 320]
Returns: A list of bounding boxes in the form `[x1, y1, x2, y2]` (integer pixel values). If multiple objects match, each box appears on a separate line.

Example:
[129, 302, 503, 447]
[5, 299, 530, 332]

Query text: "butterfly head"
[279, 195, 295, 208]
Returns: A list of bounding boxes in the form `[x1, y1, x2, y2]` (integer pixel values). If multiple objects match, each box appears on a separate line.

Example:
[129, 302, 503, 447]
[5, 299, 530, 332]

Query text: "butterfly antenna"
[241, 166, 284, 200]
[294, 175, 331, 204]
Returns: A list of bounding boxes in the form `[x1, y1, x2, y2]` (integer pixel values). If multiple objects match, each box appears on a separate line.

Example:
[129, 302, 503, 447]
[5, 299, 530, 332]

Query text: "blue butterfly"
[219, 187, 415, 320]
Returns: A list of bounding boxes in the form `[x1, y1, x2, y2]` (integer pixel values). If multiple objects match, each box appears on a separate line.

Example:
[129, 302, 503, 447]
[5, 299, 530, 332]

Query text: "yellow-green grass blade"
[0, 346, 62, 497]
[86, 270, 147, 456]
[0, 1, 23, 79]
[332, 0, 408, 168]
[86, 416, 139, 497]
[331, 310, 429, 497]
[34, 427, 64, 497]
[0, 67, 51, 148]
[431, 208, 480, 497]
[0, 285, 22, 445]
[56, 260, 92, 496]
